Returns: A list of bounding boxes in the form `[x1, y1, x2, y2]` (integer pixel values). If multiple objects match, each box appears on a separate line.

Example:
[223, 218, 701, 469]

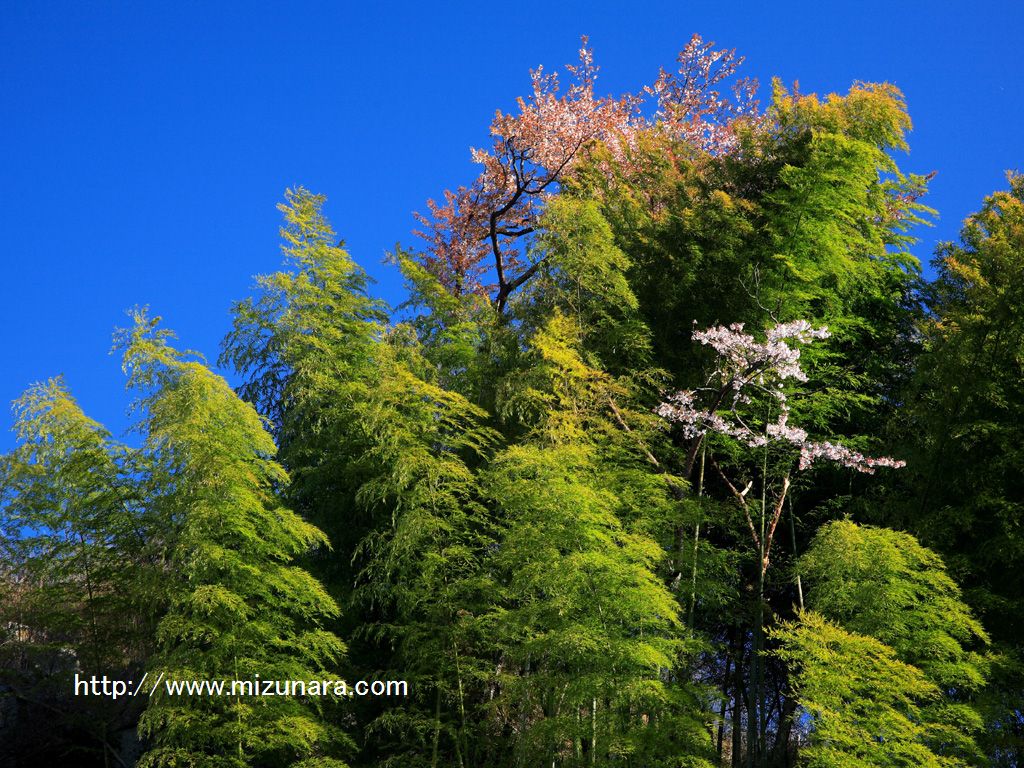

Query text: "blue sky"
[2, 1, 1021, 448]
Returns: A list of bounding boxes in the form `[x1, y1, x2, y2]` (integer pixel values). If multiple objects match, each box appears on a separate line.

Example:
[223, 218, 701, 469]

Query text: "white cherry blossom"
[659, 320, 905, 474]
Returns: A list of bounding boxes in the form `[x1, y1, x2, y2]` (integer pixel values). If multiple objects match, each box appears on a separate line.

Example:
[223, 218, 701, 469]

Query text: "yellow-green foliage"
[774, 612, 961, 768]
[802, 521, 988, 691]
[120, 311, 350, 768]
[799, 521, 988, 765]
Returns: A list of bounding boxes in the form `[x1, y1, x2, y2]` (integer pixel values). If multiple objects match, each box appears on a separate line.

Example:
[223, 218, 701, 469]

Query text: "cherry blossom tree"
[646, 34, 759, 154]
[658, 319, 905, 577]
[658, 319, 906, 768]
[414, 35, 759, 309]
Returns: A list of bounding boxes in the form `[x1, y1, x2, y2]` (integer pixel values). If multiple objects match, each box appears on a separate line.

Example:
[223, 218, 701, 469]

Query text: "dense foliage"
[1, 34, 1019, 768]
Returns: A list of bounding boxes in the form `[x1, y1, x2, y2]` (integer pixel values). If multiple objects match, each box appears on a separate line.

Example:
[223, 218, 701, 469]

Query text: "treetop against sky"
[1, 1, 1021, 446]
[3, 6, 1023, 766]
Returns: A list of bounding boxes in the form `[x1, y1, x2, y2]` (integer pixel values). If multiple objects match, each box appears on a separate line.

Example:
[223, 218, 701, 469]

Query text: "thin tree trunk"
[772, 694, 798, 768]
[788, 496, 803, 611]
[576, 706, 582, 765]
[454, 642, 469, 768]
[733, 645, 744, 768]
[751, 440, 769, 768]
[689, 446, 706, 626]
[431, 685, 442, 768]
[749, 605, 761, 768]
[717, 636, 734, 761]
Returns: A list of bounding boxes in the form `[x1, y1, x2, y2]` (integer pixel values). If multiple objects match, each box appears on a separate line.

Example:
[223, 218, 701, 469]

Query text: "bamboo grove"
[1, 35, 1022, 768]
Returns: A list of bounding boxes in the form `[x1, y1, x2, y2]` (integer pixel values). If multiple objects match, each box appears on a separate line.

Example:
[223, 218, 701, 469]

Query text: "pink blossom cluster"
[415, 35, 760, 301]
[657, 321, 906, 474]
[692, 320, 829, 387]
[646, 34, 760, 154]
[413, 38, 638, 297]
[798, 442, 907, 473]
[656, 390, 739, 441]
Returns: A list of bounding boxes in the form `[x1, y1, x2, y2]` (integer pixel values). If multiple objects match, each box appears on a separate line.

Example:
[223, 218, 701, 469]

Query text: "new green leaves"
[121, 311, 351, 768]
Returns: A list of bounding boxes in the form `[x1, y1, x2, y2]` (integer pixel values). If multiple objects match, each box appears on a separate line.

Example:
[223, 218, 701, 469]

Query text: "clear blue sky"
[2, 2, 1021, 449]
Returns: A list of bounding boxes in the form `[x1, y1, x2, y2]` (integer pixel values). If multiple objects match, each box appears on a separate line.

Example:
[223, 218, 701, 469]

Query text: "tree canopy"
[1, 33, 1020, 768]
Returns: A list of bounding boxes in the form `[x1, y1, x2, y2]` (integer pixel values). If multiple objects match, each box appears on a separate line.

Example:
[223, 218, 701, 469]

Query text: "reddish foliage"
[414, 35, 760, 308]
[646, 34, 759, 153]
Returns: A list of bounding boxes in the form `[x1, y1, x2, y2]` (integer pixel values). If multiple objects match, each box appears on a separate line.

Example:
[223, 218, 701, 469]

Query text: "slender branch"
[683, 381, 732, 476]
[489, 135, 588, 313]
[761, 473, 790, 574]
[493, 226, 535, 238]
[709, 454, 758, 550]
[496, 256, 549, 313]
[607, 398, 685, 500]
